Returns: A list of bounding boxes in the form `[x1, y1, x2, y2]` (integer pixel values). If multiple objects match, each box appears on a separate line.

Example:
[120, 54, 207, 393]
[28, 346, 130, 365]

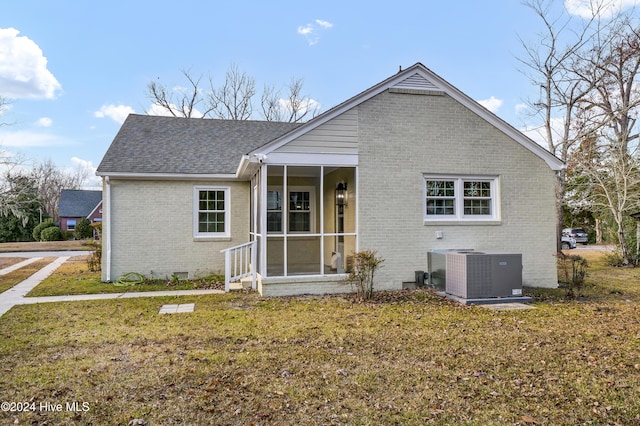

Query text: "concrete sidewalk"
[0, 256, 224, 318]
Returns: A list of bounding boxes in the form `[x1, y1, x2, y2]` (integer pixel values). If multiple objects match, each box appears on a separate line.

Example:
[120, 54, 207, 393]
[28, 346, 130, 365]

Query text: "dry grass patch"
[26, 257, 224, 297]
[0, 257, 24, 270]
[2, 282, 640, 425]
[0, 258, 56, 294]
[0, 240, 94, 253]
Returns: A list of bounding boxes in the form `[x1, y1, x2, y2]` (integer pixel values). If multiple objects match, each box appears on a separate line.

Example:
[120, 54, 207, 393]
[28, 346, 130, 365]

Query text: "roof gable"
[59, 189, 102, 217]
[250, 63, 564, 171]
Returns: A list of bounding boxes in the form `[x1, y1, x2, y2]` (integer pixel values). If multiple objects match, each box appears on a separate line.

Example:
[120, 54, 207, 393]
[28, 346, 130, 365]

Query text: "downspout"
[104, 176, 112, 282]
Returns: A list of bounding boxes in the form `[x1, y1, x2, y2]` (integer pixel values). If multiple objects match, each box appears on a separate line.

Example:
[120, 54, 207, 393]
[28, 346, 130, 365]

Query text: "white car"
[561, 235, 577, 250]
[563, 228, 588, 244]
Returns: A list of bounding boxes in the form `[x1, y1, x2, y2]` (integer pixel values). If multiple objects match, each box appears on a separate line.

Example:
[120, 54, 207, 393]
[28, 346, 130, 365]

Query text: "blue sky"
[1, 0, 638, 187]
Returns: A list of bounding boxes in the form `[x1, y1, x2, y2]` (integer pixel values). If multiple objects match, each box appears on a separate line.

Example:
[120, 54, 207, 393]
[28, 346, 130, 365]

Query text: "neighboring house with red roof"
[97, 63, 563, 296]
[58, 189, 103, 233]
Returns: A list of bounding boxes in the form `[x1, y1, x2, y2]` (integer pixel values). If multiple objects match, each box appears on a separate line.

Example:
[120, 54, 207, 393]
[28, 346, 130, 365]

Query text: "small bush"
[32, 220, 55, 241]
[557, 253, 589, 298]
[92, 222, 102, 240]
[603, 250, 626, 267]
[40, 226, 63, 242]
[87, 242, 102, 272]
[343, 250, 384, 300]
[74, 218, 93, 239]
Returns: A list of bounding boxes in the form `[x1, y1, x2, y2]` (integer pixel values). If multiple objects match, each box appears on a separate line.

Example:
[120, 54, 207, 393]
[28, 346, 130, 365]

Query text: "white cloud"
[94, 104, 135, 124]
[297, 25, 314, 36]
[277, 97, 321, 119]
[297, 19, 334, 46]
[477, 96, 503, 113]
[520, 116, 567, 152]
[70, 156, 101, 188]
[35, 117, 52, 127]
[565, 0, 639, 18]
[315, 19, 334, 29]
[0, 27, 61, 99]
[0, 129, 68, 148]
[515, 103, 529, 115]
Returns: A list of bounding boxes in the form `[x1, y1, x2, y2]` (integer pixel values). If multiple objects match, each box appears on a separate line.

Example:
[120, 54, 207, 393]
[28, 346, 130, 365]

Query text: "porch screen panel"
[322, 167, 356, 234]
[267, 166, 284, 234]
[287, 236, 321, 275]
[266, 236, 284, 277]
[325, 235, 355, 274]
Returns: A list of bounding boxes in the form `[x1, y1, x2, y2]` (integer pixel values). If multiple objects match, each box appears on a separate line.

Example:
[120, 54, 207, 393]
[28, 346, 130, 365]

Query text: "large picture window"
[424, 176, 499, 221]
[194, 186, 230, 238]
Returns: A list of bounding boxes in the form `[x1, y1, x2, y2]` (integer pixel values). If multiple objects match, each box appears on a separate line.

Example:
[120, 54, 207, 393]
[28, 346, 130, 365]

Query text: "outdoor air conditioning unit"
[427, 249, 475, 290]
[445, 251, 522, 299]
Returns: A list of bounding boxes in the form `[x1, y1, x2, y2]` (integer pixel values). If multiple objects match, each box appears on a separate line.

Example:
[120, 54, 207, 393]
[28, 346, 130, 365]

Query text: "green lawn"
[0, 250, 639, 425]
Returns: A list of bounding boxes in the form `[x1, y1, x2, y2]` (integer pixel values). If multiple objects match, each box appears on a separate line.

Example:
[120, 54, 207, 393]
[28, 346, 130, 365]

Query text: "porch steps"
[228, 276, 253, 291]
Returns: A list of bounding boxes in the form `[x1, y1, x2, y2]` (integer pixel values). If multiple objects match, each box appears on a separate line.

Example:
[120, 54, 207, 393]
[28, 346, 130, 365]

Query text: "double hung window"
[424, 176, 499, 221]
[267, 186, 314, 233]
[194, 186, 230, 237]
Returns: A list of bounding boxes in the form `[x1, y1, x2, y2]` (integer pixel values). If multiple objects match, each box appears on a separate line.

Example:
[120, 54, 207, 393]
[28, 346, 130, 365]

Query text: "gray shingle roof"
[96, 114, 300, 175]
[59, 189, 102, 217]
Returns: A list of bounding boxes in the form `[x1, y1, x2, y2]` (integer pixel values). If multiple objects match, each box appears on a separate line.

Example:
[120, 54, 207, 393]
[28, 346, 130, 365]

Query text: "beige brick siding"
[104, 179, 249, 281]
[357, 90, 558, 290]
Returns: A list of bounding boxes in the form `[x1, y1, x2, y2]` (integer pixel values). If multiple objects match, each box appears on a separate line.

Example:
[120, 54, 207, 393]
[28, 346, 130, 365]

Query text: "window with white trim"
[194, 186, 230, 237]
[424, 176, 499, 221]
[267, 186, 315, 233]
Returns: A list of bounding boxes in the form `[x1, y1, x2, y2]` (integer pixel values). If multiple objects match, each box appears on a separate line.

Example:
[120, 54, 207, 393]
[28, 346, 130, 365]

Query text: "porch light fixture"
[336, 182, 347, 207]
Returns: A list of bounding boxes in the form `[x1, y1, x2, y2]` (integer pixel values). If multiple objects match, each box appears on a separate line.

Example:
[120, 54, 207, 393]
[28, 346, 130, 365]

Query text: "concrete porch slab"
[437, 291, 533, 307]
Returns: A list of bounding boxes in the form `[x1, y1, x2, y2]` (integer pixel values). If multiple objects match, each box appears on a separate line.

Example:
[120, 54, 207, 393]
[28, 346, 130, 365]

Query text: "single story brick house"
[96, 62, 563, 296]
[58, 189, 103, 233]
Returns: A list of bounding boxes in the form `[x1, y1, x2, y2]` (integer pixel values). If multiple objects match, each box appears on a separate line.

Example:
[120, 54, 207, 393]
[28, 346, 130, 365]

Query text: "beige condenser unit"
[445, 251, 523, 299]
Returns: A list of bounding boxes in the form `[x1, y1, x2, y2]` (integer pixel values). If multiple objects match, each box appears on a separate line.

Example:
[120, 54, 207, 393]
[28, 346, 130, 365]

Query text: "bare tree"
[0, 153, 37, 225]
[208, 63, 255, 120]
[32, 159, 88, 222]
[146, 65, 319, 122]
[517, 0, 605, 252]
[146, 69, 216, 118]
[261, 78, 320, 123]
[0, 97, 35, 224]
[570, 18, 640, 264]
[0, 95, 9, 126]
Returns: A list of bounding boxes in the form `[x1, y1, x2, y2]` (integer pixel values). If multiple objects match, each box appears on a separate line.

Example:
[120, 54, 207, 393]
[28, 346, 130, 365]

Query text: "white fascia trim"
[96, 172, 238, 180]
[236, 154, 261, 179]
[261, 152, 358, 166]
[87, 201, 103, 220]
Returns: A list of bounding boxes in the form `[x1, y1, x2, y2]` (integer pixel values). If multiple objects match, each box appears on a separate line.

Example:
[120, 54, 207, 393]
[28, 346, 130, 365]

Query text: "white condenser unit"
[445, 252, 522, 299]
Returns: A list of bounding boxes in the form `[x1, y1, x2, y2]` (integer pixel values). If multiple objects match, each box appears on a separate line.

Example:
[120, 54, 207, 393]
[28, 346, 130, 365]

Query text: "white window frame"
[423, 175, 500, 222]
[266, 185, 315, 234]
[193, 186, 230, 238]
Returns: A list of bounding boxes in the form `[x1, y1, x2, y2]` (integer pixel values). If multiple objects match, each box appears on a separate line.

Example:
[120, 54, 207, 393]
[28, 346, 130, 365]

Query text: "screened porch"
[250, 165, 357, 279]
